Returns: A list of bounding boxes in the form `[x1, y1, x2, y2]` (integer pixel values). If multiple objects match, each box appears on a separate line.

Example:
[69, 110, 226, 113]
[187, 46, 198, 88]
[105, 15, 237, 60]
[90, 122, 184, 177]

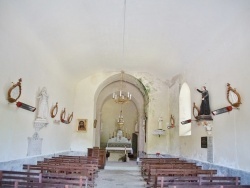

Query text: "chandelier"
[112, 71, 132, 104]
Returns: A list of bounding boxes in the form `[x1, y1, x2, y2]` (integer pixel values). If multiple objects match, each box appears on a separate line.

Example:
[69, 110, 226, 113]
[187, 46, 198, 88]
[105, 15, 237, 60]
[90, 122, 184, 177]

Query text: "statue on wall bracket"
[196, 86, 213, 121]
[34, 87, 49, 133]
[27, 87, 49, 156]
[37, 87, 49, 122]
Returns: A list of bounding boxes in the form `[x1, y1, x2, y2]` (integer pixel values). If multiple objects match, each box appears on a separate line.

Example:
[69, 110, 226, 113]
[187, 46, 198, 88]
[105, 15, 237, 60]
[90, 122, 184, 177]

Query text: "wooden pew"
[154, 176, 241, 188]
[0, 170, 88, 188]
[0, 170, 39, 187]
[23, 164, 96, 186]
[141, 159, 187, 175]
[140, 157, 180, 162]
[49, 155, 99, 167]
[145, 163, 201, 183]
[168, 185, 250, 188]
[87, 148, 106, 169]
[44, 156, 99, 165]
[41, 173, 88, 188]
[142, 162, 198, 176]
[147, 168, 217, 186]
[1, 181, 69, 188]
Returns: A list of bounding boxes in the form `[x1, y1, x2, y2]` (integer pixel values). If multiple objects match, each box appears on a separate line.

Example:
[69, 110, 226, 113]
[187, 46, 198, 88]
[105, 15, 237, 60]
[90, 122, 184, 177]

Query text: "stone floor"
[95, 160, 146, 188]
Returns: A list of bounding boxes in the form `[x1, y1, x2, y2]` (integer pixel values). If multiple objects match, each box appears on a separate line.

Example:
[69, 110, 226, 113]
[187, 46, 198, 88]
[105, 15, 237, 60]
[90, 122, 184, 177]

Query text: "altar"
[106, 130, 132, 161]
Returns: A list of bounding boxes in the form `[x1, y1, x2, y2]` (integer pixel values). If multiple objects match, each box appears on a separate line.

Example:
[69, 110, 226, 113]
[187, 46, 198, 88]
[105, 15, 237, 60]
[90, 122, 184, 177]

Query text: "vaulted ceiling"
[1, 0, 249, 81]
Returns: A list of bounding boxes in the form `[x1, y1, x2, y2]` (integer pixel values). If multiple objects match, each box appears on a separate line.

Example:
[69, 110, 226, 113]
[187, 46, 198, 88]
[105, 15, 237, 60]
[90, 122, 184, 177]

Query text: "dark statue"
[197, 86, 210, 115]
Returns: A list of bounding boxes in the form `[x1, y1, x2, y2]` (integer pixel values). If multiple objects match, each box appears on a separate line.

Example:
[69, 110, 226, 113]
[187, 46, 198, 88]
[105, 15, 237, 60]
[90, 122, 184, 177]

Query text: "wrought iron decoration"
[8, 78, 22, 103]
[50, 102, 58, 118]
[227, 83, 242, 108]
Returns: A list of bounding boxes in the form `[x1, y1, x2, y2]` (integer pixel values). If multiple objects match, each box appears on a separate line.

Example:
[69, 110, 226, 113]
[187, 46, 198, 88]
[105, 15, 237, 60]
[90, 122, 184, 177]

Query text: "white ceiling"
[1, 0, 249, 81]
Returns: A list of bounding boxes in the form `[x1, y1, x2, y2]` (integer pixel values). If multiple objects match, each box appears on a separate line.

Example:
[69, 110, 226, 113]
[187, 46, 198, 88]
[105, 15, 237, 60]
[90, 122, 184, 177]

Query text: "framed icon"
[77, 119, 87, 132]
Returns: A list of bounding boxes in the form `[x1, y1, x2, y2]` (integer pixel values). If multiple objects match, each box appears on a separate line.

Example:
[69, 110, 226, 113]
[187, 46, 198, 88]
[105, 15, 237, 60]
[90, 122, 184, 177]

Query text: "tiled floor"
[95, 160, 146, 188]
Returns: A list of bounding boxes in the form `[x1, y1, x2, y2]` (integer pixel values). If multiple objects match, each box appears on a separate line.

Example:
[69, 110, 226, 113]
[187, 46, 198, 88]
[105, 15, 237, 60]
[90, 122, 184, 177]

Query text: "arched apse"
[179, 82, 192, 136]
[94, 72, 149, 155]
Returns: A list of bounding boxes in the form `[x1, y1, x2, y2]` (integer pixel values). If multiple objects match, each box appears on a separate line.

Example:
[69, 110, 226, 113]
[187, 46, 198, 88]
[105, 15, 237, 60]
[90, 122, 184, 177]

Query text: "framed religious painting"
[77, 119, 87, 132]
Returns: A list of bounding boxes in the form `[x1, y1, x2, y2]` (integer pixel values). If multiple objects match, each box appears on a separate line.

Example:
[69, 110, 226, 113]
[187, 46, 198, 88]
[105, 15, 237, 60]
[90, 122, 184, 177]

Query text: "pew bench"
[154, 176, 241, 188]
[141, 160, 188, 175]
[146, 168, 217, 185]
[143, 163, 200, 178]
[23, 164, 96, 186]
[144, 163, 201, 182]
[0, 170, 88, 188]
[168, 185, 250, 188]
[0, 170, 39, 187]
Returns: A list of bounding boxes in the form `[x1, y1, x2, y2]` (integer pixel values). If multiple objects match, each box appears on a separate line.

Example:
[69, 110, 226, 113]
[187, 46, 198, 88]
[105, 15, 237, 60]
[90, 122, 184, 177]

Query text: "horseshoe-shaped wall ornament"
[8, 78, 22, 103]
[60, 108, 66, 123]
[193, 102, 200, 119]
[50, 102, 58, 118]
[227, 83, 242, 108]
[67, 112, 73, 123]
[167, 114, 175, 129]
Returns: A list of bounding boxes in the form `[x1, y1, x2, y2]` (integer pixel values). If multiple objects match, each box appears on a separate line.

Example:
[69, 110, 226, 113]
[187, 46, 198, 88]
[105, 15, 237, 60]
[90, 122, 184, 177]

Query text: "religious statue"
[134, 121, 139, 133]
[158, 116, 163, 129]
[197, 86, 210, 115]
[37, 87, 49, 120]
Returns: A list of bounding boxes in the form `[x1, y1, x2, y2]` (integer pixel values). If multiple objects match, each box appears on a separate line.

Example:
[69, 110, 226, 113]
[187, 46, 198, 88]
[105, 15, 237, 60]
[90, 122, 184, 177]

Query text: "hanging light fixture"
[112, 71, 132, 104]
[112, 1, 131, 104]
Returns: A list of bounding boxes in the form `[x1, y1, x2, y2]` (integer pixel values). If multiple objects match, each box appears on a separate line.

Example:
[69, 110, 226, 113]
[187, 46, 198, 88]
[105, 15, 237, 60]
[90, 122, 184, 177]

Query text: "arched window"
[179, 83, 191, 136]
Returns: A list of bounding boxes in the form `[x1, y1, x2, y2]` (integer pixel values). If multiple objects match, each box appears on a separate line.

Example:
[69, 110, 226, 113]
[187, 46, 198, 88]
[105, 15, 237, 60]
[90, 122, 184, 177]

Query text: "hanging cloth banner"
[16, 101, 36, 112]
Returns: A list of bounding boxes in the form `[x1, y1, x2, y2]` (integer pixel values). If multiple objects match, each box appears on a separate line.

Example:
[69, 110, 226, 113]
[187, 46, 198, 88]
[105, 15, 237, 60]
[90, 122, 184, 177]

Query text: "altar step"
[95, 161, 146, 188]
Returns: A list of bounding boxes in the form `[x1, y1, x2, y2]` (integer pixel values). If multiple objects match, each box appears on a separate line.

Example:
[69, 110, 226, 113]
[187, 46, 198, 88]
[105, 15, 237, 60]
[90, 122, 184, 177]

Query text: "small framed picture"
[77, 119, 87, 132]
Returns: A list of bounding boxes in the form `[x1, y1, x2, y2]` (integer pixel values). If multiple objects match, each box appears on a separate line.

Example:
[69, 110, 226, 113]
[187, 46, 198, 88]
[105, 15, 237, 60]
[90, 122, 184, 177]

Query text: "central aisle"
[95, 160, 146, 188]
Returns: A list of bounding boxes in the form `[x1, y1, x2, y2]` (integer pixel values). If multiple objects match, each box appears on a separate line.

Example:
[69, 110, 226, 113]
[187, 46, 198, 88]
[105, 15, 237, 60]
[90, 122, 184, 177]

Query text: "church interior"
[1, 0, 250, 187]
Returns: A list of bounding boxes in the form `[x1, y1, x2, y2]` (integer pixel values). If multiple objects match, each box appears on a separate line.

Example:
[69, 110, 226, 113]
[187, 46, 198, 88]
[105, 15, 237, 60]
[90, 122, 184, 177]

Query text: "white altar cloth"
[106, 147, 133, 153]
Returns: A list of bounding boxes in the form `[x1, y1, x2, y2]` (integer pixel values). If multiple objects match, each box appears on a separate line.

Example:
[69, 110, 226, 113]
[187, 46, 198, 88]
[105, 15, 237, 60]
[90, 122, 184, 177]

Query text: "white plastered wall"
[167, 14, 250, 171]
[137, 74, 169, 155]
[0, 21, 76, 162]
[71, 72, 115, 152]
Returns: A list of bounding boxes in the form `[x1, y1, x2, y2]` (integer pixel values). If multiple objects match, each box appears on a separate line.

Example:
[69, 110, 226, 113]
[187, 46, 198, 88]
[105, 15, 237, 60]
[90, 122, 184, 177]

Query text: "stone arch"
[94, 72, 149, 155]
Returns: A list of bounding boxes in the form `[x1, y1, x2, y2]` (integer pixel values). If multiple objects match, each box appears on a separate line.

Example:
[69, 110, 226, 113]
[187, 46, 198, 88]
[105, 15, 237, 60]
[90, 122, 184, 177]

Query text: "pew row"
[0, 170, 88, 188]
[154, 176, 242, 188]
[23, 164, 96, 186]
[147, 168, 217, 185]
